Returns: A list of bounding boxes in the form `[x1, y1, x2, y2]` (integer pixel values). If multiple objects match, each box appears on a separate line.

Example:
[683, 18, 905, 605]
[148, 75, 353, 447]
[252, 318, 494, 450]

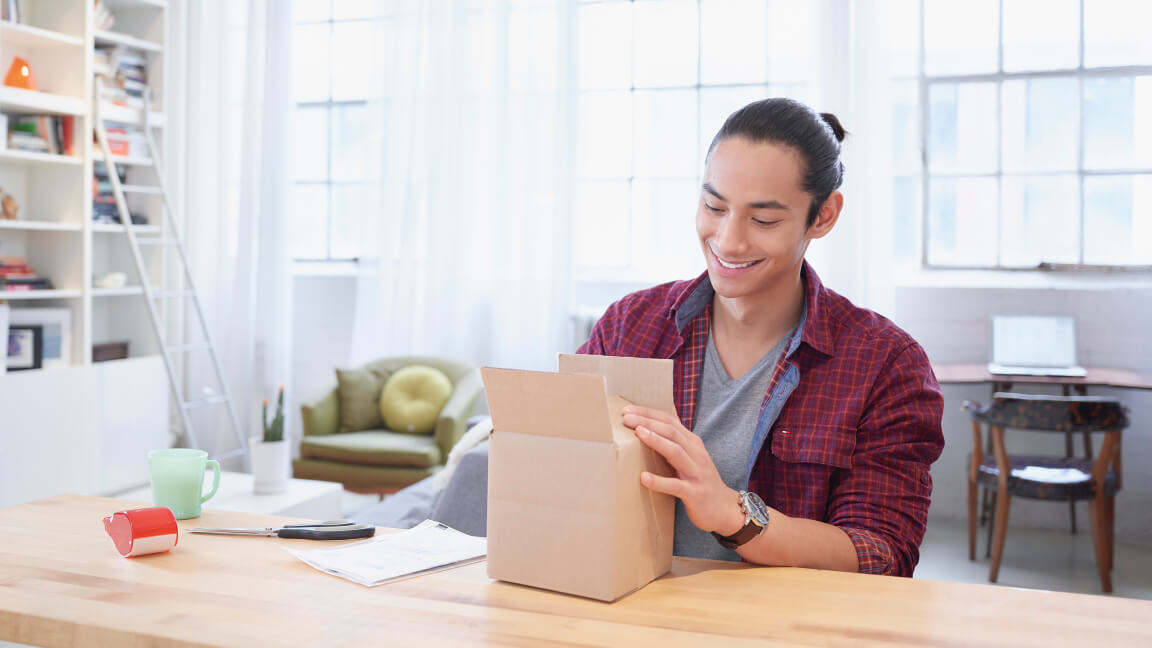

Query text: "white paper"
[283, 520, 487, 586]
[1010, 466, 1090, 484]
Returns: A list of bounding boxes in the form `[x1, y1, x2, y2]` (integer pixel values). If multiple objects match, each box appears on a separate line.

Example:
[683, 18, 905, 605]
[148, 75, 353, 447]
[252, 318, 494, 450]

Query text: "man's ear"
[806, 191, 842, 240]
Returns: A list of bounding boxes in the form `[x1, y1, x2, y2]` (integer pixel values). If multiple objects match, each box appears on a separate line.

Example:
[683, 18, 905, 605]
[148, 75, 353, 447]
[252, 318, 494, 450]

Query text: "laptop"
[987, 314, 1087, 378]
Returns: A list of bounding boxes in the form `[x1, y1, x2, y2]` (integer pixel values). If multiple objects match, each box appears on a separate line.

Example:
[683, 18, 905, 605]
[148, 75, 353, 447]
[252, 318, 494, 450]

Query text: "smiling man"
[578, 98, 945, 577]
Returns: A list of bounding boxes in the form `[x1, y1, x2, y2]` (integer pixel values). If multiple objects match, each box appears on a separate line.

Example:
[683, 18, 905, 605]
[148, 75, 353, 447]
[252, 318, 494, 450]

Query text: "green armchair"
[292, 356, 482, 494]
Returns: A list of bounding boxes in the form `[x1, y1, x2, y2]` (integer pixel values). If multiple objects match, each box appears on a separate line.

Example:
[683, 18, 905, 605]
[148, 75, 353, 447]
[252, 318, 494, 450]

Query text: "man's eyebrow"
[702, 183, 790, 210]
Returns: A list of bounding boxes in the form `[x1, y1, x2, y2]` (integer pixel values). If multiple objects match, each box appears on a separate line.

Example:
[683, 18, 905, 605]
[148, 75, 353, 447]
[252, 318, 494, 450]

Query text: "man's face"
[696, 136, 821, 301]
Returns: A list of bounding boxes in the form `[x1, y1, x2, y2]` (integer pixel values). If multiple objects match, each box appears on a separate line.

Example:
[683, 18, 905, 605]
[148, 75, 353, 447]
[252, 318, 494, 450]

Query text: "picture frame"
[8, 307, 70, 369]
[7, 324, 42, 371]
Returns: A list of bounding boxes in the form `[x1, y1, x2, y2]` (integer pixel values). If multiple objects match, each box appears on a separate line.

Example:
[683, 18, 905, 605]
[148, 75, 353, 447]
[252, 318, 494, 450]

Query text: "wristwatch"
[711, 490, 770, 550]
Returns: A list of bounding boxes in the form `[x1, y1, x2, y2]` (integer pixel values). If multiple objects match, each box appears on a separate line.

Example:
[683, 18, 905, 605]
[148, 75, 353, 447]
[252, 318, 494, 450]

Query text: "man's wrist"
[713, 488, 747, 536]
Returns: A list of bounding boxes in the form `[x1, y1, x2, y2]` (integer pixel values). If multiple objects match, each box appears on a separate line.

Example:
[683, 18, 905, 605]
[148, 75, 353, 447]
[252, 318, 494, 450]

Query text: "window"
[572, 0, 816, 283]
[290, 0, 382, 261]
[894, 0, 1152, 269]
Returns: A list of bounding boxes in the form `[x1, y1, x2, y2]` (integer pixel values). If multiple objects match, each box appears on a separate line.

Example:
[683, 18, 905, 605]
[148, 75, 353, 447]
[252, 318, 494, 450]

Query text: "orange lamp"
[4, 56, 37, 90]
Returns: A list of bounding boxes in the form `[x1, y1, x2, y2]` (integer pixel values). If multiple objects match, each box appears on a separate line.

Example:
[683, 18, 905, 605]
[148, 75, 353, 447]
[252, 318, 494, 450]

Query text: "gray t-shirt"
[673, 326, 791, 561]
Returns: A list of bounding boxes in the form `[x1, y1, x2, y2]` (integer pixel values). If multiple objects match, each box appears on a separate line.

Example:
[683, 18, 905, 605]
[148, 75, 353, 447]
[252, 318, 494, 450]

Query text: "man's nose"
[713, 214, 747, 253]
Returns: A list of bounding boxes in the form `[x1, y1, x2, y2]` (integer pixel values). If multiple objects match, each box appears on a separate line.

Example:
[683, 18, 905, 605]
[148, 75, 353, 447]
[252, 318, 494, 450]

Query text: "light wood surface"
[3, 495, 1152, 647]
[933, 363, 1152, 390]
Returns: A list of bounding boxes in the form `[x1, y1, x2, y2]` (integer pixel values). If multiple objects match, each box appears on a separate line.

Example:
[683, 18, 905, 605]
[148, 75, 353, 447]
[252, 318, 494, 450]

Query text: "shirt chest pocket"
[769, 423, 856, 470]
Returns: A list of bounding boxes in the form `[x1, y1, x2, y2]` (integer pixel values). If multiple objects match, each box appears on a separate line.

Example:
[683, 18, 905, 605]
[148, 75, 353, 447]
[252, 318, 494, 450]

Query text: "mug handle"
[201, 459, 221, 503]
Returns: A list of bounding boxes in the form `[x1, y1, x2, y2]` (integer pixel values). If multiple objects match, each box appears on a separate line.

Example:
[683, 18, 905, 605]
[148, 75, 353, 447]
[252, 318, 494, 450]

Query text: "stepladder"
[92, 76, 249, 468]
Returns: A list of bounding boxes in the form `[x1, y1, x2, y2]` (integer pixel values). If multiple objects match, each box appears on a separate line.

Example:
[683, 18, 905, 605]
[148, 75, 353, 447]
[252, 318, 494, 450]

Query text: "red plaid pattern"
[579, 262, 944, 577]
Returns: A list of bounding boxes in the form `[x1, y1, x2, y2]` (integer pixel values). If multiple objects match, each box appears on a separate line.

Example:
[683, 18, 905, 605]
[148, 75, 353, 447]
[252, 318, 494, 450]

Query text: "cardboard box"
[481, 354, 677, 602]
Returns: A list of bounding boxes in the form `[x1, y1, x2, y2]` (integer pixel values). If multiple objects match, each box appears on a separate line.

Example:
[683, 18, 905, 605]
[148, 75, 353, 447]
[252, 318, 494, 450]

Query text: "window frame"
[290, 9, 377, 263]
[913, 0, 1152, 272]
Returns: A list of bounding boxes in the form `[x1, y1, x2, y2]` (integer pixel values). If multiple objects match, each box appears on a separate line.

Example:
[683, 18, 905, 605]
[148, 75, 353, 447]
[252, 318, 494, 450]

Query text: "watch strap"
[711, 521, 762, 550]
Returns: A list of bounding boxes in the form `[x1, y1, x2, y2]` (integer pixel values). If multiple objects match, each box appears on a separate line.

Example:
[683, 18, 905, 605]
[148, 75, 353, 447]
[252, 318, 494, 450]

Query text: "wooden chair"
[963, 393, 1127, 592]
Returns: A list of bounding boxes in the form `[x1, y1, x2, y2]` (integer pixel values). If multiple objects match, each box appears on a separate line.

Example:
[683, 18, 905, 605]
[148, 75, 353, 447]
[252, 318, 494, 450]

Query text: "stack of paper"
[283, 520, 487, 586]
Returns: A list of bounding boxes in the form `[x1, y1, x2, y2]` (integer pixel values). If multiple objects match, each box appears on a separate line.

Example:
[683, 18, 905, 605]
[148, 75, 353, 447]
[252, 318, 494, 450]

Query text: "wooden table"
[3, 495, 1152, 647]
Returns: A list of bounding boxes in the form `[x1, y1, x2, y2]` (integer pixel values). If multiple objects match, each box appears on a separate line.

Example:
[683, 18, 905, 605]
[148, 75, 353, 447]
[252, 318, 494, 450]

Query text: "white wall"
[893, 280, 1152, 546]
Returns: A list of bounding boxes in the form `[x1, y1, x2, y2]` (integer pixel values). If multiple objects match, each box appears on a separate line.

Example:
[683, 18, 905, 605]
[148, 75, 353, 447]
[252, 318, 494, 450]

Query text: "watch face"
[741, 491, 770, 527]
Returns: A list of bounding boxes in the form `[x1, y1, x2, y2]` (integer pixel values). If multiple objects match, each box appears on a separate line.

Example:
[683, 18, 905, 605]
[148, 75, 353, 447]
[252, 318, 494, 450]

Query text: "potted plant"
[249, 384, 289, 494]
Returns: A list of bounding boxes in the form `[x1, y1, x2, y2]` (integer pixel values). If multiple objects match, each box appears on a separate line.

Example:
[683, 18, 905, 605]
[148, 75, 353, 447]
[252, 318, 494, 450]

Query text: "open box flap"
[481, 367, 612, 442]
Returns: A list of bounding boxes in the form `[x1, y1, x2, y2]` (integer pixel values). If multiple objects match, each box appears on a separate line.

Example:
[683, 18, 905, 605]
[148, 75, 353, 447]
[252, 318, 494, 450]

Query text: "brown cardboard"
[481, 354, 677, 602]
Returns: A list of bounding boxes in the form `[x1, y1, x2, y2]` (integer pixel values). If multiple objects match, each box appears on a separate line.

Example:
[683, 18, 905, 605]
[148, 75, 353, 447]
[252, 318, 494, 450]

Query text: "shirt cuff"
[842, 526, 896, 575]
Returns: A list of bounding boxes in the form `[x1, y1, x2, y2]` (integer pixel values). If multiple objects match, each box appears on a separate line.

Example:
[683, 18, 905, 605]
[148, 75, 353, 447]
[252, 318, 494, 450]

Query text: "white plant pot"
[249, 437, 290, 494]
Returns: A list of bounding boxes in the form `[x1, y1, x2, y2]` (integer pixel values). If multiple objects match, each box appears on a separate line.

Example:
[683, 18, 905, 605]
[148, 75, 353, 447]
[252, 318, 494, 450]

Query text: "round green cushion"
[379, 365, 453, 434]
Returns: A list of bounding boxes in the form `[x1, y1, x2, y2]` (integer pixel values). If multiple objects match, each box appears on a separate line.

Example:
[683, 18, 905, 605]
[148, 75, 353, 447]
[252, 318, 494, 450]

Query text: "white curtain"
[799, 0, 897, 317]
[349, 1, 575, 372]
[174, 0, 294, 466]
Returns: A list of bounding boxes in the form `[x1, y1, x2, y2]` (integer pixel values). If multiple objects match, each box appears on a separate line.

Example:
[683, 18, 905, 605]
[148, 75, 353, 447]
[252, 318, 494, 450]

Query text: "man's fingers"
[640, 471, 686, 498]
[623, 412, 687, 445]
[636, 426, 694, 475]
[623, 405, 679, 426]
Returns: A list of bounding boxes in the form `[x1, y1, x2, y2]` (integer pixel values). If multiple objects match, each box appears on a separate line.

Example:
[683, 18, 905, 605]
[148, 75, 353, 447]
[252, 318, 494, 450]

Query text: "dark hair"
[706, 98, 847, 227]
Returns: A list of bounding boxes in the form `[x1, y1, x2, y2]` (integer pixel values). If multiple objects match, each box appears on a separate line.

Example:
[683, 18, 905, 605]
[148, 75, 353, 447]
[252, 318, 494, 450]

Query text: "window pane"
[331, 103, 372, 182]
[887, 0, 919, 77]
[331, 183, 373, 259]
[331, 21, 376, 101]
[1003, 0, 1078, 72]
[893, 175, 921, 261]
[700, 0, 767, 85]
[292, 107, 328, 182]
[291, 184, 329, 259]
[578, 1, 631, 90]
[923, 0, 998, 75]
[927, 176, 998, 266]
[1000, 174, 1079, 267]
[1002, 77, 1078, 172]
[633, 0, 697, 88]
[892, 80, 919, 174]
[579, 91, 632, 178]
[1085, 0, 1152, 67]
[293, 23, 330, 103]
[699, 85, 768, 163]
[1084, 76, 1152, 170]
[574, 181, 631, 268]
[1084, 175, 1152, 265]
[634, 89, 699, 178]
[929, 82, 997, 173]
[294, 0, 331, 23]
[632, 179, 702, 279]
[765, 2, 816, 83]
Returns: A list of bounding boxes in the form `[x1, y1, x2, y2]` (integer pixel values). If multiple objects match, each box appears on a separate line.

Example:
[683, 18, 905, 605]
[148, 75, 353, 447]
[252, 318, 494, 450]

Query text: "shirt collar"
[669, 261, 834, 357]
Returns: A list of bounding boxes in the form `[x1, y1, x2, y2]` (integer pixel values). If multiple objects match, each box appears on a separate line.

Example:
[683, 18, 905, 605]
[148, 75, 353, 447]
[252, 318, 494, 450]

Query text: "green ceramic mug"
[147, 448, 221, 519]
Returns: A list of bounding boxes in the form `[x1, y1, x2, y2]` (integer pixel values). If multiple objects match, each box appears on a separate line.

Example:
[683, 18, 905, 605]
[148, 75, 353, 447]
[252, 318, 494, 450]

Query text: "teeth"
[717, 256, 756, 270]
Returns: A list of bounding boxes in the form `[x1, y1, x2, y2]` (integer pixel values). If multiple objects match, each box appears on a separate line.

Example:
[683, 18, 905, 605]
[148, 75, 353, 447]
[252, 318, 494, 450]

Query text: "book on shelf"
[0, 257, 52, 292]
[93, 0, 116, 31]
[91, 162, 146, 225]
[6, 115, 75, 156]
[1, 0, 23, 23]
[95, 45, 151, 111]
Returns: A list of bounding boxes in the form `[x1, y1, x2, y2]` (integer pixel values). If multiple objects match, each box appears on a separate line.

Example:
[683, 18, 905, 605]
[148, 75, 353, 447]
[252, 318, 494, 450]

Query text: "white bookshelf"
[0, 0, 170, 368]
[0, 0, 173, 507]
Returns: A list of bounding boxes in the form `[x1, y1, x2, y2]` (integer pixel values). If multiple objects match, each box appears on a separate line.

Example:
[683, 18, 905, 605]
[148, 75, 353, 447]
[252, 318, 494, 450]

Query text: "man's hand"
[621, 405, 744, 536]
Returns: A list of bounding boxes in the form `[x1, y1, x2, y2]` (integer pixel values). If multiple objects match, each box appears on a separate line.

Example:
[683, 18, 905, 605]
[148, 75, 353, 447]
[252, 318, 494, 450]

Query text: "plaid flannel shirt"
[578, 262, 944, 577]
